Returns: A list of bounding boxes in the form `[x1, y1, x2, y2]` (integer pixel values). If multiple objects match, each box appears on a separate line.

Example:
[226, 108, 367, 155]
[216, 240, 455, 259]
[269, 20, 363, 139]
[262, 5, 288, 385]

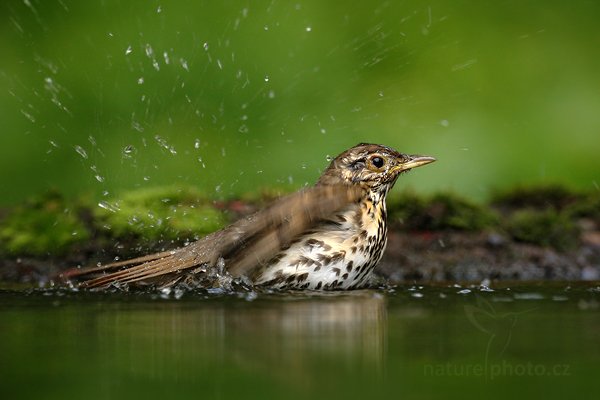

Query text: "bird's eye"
[369, 156, 385, 169]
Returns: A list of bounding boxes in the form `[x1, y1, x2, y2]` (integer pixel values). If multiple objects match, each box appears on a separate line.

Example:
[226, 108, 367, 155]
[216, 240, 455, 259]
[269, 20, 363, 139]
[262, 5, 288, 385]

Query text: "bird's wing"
[62, 184, 363, 289]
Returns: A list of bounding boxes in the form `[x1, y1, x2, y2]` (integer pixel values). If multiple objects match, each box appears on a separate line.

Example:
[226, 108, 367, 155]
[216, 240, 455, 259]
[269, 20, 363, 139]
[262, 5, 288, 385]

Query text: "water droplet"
[95, 175, 105, 183]
[268, 90, 275, 98]
[131, 120, 144, 132]
[180, 58, 189, 71]
[203, 42, 209, 51]
[163, 51, 170, 64]
[264, 25, 269, 31]
[194, 139, 201, 149]
[125, 45, 132, 55]
[98, 201, 120, 213]
[137, 77, 144, 84]
[20, 109, 36, 123]
[74, 145, 88, 159]
[123, 145, 135, 158]
[440, 119, 450, 127]
[154, 135, 177, 155]
[457, 289, 472, 295]
[217, 59, 223, 69]
[238, 124, 248, 133]
[320, 128, 326, 134]
[305, 26, 312, 32]
[145, 43, 154, 58]
[326, 155, 333, 162]
[156, 5, 162, 13]
[264, 75, 270, 82]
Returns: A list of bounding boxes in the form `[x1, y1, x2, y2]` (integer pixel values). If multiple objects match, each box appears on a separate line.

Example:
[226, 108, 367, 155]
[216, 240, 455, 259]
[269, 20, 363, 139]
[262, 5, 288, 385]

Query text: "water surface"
[1, 283, 598, 399]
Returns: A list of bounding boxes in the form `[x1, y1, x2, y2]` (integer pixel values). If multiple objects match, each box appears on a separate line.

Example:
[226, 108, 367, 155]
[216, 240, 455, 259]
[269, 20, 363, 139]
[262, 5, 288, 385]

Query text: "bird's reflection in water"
[96, 291, 387, 387]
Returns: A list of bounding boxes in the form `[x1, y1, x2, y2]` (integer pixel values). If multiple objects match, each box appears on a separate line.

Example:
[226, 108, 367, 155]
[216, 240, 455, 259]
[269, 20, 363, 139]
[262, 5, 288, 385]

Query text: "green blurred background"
[1, 0, 599, 206]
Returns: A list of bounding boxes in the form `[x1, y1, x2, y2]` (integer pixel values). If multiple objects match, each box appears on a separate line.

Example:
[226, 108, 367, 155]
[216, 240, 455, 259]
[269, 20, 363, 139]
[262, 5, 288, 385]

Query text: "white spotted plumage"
[254, 186, 389, 290]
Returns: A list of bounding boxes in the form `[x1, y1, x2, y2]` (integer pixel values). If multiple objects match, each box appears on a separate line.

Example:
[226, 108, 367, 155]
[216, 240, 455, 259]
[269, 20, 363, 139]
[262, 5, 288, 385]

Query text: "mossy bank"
[1, 185, 598, 286]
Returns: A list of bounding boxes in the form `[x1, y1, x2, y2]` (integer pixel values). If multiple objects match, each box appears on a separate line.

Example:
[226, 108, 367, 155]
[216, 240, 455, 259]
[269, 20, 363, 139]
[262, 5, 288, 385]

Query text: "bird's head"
[317, 143, 436, 194]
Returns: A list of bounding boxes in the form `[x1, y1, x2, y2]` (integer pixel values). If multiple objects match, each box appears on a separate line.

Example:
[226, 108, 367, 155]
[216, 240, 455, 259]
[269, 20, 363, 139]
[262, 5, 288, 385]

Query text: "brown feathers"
[63, 184, 364, 289]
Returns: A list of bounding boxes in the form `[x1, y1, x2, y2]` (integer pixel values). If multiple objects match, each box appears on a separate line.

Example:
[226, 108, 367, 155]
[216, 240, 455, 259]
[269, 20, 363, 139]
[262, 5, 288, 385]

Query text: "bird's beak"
[392, 155, 436, 173]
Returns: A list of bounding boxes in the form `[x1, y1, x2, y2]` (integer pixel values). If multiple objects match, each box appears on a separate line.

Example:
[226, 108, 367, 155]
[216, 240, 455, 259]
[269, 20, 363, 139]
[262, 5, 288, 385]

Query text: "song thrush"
[65, 143, 435, 290]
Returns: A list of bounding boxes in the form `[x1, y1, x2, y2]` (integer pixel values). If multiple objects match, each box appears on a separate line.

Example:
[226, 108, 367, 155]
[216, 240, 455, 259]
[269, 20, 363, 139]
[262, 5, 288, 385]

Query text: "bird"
[63, 143, 435, 290]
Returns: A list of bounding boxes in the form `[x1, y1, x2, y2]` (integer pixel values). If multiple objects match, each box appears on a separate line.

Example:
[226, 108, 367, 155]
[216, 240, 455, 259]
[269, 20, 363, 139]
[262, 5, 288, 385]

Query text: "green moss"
[504, 209, 580, 250]
[388, 192, 497, 231]
[0, 191, 90, 256]
[94, 186, 227, 241]
[426, 193, 497, 231]
[387, 191, 428, 228]
[566, 191, 600, 222]
[0, 185, 594, 258]
[490, 184, 580, 211]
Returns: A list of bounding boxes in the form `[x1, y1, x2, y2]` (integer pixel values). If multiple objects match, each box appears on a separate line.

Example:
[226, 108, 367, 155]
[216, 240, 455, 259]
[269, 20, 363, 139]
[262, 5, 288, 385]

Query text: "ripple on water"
[513, 293, 545, 300]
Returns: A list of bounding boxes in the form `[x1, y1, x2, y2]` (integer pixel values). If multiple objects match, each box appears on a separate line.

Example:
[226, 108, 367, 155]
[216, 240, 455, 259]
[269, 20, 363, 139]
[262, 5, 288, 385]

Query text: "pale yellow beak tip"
[395, 155, 436, 172]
